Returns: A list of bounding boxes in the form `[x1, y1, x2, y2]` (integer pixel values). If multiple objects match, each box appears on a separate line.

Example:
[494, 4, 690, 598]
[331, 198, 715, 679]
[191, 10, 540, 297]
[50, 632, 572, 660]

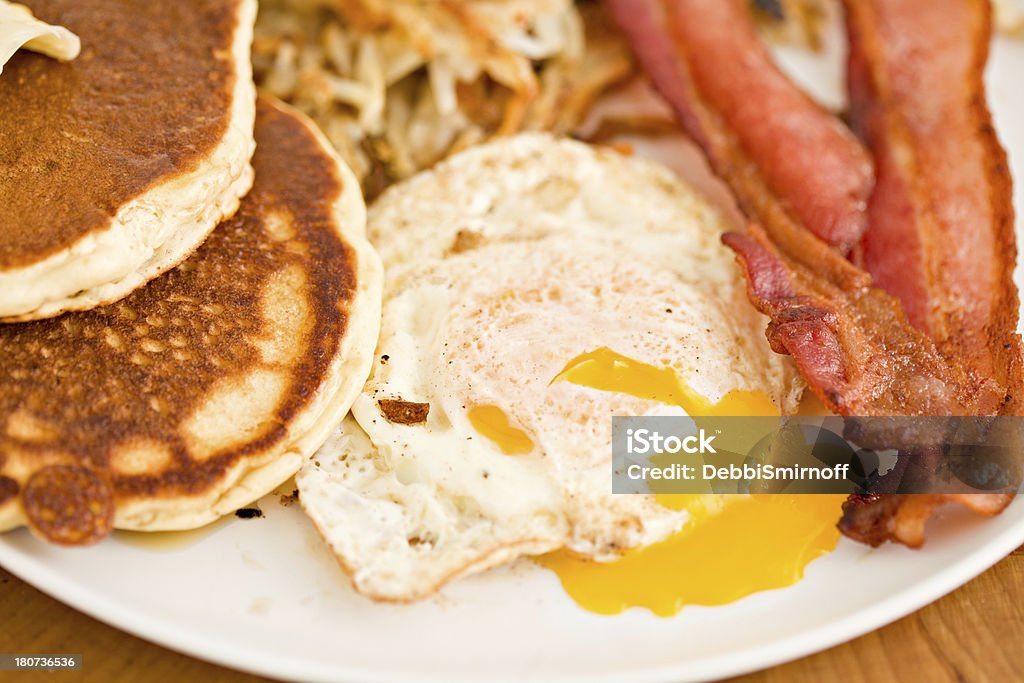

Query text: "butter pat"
[0, 1, 80, 74]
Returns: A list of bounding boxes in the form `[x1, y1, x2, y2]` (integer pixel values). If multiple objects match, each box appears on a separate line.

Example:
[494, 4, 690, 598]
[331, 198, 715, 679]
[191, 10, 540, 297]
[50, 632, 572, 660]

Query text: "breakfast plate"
[3, 11, 1024, 683]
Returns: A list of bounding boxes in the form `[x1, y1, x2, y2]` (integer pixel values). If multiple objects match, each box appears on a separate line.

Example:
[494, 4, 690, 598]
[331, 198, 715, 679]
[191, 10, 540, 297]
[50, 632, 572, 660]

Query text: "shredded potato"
[254, 0, 632, 197]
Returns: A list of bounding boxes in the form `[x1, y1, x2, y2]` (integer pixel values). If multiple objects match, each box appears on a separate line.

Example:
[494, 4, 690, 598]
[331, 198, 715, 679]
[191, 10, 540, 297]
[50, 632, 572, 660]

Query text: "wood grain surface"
[2, 547, 1022, 682]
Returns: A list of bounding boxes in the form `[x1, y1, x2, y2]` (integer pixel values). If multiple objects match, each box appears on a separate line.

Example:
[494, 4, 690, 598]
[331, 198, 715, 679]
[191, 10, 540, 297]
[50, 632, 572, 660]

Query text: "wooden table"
[3, 547, 1023, 682]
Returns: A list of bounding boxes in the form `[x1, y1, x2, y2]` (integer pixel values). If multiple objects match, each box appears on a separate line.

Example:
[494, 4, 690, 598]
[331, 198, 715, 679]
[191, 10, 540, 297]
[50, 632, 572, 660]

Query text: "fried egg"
[298, 133, 810, 604]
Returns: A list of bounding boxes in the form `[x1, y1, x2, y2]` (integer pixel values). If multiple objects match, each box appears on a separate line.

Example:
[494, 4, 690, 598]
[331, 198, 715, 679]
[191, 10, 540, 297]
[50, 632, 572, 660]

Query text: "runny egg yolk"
[549, 346, 779, 417]
[539, 493, 844, 616]
[539, 346, 843, 617]
[467, 405, 534, 454]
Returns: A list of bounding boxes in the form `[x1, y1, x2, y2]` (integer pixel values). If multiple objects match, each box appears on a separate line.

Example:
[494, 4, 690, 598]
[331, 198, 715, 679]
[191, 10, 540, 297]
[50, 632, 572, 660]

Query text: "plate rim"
[3, 508, 1024, 683]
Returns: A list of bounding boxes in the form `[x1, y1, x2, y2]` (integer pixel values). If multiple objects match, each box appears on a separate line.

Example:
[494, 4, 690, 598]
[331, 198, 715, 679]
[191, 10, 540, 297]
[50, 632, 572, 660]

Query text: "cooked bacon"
[837, 0, 1023, 545]
[610, 0, 1020, 546]
[844, 0, 1023, 416]
[726, 227, 1016, 545]
[722, 227, 1006, 417]
[839, 493, 1015, 548]
[605, 0, 873, 252]
[610, 0, 1020, 547]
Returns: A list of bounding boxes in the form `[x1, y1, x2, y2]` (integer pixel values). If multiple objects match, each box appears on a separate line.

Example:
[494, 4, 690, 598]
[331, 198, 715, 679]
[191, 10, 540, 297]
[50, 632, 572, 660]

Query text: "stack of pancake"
[0, 0, 382, 544]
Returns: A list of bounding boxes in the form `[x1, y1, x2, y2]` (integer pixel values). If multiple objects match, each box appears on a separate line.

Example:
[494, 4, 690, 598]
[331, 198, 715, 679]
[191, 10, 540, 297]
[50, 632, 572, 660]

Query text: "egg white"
[298, 134, 803, 602]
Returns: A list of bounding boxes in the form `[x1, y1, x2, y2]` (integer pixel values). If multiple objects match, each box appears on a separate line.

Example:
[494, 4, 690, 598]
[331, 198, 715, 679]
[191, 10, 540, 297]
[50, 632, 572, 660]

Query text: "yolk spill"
[467, 405, 534, 454]
[540, 347, 843, 616]
[549, 346, 778, 416]
[538, 493, 844, 616]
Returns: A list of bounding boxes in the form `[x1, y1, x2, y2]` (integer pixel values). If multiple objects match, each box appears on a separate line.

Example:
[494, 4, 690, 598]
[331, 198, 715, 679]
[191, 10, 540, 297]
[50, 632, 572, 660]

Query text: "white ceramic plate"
[2, 497, 1024, 683]
[3, 19, 1024, 683]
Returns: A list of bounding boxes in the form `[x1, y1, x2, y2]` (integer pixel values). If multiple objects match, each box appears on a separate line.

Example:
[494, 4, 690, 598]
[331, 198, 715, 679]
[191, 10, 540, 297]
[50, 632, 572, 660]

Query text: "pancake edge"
[0, 97, 383, 535]
[0, 0, 258, 322]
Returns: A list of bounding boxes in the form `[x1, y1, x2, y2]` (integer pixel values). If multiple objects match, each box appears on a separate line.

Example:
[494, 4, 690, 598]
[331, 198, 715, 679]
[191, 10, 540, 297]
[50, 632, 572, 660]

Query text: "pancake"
[0, 96, 383, 545]
[0, 0, 258, 321]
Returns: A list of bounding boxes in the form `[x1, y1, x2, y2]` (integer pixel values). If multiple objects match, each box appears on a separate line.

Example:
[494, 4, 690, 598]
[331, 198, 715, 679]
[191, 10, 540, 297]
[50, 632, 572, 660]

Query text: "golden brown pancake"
[0, 96, 382, 545]
[0, 0, 257, 321]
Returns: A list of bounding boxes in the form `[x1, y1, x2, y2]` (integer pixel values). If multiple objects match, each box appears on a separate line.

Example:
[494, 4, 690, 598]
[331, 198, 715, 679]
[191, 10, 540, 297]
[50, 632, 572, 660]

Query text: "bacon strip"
[725, 227, 1015, 545]
[845, 0, 1023, 414]
[610, 0, 999, 416]
[722, 227, 1003, 418]
[610, 0, 1020, 547]
[605, 0, 872, 252]
[839, 493, 1015, 548]
[837, 0, 1022, 544]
